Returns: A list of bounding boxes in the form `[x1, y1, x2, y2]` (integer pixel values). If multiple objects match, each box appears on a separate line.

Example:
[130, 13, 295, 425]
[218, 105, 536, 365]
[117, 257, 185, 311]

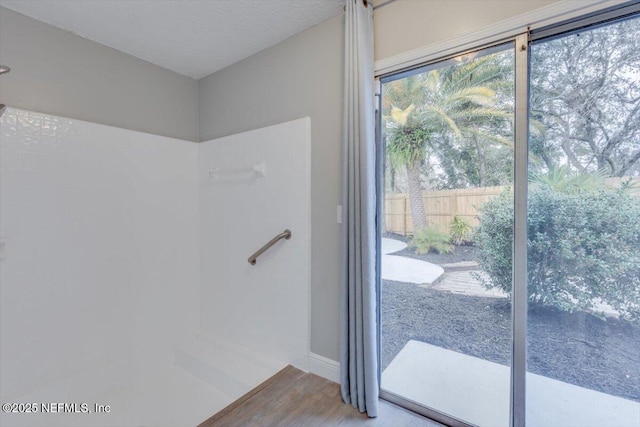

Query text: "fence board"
[384, 185, 507, 236]
[384, 177, 640, 236]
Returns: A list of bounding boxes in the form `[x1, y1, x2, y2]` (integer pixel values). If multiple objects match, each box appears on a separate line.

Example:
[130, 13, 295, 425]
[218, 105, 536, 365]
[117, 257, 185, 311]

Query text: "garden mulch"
[380, 233, 640, 402]
[381, 280, 640, 402]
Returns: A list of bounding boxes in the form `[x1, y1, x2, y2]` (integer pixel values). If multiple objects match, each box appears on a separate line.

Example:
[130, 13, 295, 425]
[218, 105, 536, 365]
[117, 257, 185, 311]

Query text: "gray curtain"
[340, 0, 378, 418]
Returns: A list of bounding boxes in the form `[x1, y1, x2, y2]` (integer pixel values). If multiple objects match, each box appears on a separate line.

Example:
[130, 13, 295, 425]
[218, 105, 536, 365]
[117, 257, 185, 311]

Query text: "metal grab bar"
[248, 229, 292, 265]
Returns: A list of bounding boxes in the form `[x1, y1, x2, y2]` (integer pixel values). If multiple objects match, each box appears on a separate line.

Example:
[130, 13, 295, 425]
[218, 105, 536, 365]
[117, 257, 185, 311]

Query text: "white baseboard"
[307, 352, 340, 384]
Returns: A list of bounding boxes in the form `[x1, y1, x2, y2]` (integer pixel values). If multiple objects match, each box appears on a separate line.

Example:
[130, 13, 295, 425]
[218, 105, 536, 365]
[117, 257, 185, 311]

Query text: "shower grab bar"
[248, 229, 292, 265]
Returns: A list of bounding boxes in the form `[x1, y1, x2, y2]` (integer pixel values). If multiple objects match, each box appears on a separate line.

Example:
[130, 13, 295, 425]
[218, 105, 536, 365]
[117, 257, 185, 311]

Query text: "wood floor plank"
[198, 365, 443, 427]
[198, 365, 306, 426]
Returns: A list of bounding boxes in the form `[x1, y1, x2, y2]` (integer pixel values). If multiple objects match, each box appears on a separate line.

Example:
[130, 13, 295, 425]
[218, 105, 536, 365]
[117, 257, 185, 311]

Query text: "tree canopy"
[383, 54, 513, 228]
[530, 19, 640, 177]
[383, 17, 640, 204]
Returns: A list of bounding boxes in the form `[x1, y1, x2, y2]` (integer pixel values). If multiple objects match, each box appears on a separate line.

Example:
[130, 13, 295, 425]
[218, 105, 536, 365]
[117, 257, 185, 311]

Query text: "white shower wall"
[0, 107, 200, 400]
[0, 108, 313, 426]
[198, 118, 311, 368]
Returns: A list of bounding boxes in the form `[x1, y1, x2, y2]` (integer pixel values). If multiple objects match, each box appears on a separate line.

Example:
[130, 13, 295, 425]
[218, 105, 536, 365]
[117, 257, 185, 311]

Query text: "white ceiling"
[0, 0, 344, 79]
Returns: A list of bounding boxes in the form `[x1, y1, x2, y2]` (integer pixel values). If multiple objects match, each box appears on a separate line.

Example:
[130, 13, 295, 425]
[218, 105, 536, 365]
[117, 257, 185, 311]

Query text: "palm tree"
[383, 55, 512, 231]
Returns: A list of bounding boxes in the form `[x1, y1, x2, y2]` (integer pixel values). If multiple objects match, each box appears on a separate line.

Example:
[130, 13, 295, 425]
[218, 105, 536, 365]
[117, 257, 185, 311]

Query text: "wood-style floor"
[198, 365, 442, 427]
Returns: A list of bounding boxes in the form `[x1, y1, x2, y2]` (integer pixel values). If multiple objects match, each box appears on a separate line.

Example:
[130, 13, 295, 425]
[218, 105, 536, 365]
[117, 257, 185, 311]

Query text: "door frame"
[375, 3, 640, 426]
[376, 36, 526, 427]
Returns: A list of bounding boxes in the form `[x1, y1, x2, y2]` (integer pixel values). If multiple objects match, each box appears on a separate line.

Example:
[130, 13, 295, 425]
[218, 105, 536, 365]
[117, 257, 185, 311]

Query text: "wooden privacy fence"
[385, 177, 640, 236]
[384, 186, 507, 236]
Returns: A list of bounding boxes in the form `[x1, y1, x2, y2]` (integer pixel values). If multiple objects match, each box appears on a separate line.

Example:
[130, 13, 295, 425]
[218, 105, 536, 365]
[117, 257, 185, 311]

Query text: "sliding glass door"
[379, 42, 516, 427]
[525, 13, 640, 427]
[378, 7, 639, 427]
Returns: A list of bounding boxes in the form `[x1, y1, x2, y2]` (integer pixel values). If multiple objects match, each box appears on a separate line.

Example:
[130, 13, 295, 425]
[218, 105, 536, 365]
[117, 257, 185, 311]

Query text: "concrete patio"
[382, 340, 640, 427]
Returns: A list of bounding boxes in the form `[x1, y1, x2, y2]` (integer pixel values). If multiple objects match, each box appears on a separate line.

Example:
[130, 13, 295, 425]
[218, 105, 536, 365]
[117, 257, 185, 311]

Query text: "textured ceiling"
[0, 0, 344, 79]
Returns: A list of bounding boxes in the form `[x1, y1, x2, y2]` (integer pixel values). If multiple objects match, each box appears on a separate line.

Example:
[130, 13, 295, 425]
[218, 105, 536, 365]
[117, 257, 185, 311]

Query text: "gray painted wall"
[0, 7, 199, 141]
[199, 14, 344, 361]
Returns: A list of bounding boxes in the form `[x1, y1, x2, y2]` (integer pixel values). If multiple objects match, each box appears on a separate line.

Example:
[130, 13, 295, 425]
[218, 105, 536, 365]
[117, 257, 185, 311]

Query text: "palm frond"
[464, 128, 514, 148]
[390, 104, 416, 125]
[425, 105, 462, 137]
[447, 87, 497, 107]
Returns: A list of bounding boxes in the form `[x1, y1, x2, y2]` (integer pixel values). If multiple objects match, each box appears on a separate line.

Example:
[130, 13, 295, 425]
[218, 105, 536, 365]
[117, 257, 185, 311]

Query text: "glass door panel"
[380, 43, 515, 426]
[526, 15, 640, 427]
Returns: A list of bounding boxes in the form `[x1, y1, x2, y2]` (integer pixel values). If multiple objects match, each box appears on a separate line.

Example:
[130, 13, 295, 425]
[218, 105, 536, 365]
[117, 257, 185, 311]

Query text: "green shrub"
[449, 216, 472, 245]
[474, 187, 640, 320]
[410, 225, 453, 255]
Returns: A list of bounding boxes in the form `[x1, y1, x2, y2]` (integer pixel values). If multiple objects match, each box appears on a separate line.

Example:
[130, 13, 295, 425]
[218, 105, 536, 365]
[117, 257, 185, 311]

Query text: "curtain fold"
[340, 0, 378, 418]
